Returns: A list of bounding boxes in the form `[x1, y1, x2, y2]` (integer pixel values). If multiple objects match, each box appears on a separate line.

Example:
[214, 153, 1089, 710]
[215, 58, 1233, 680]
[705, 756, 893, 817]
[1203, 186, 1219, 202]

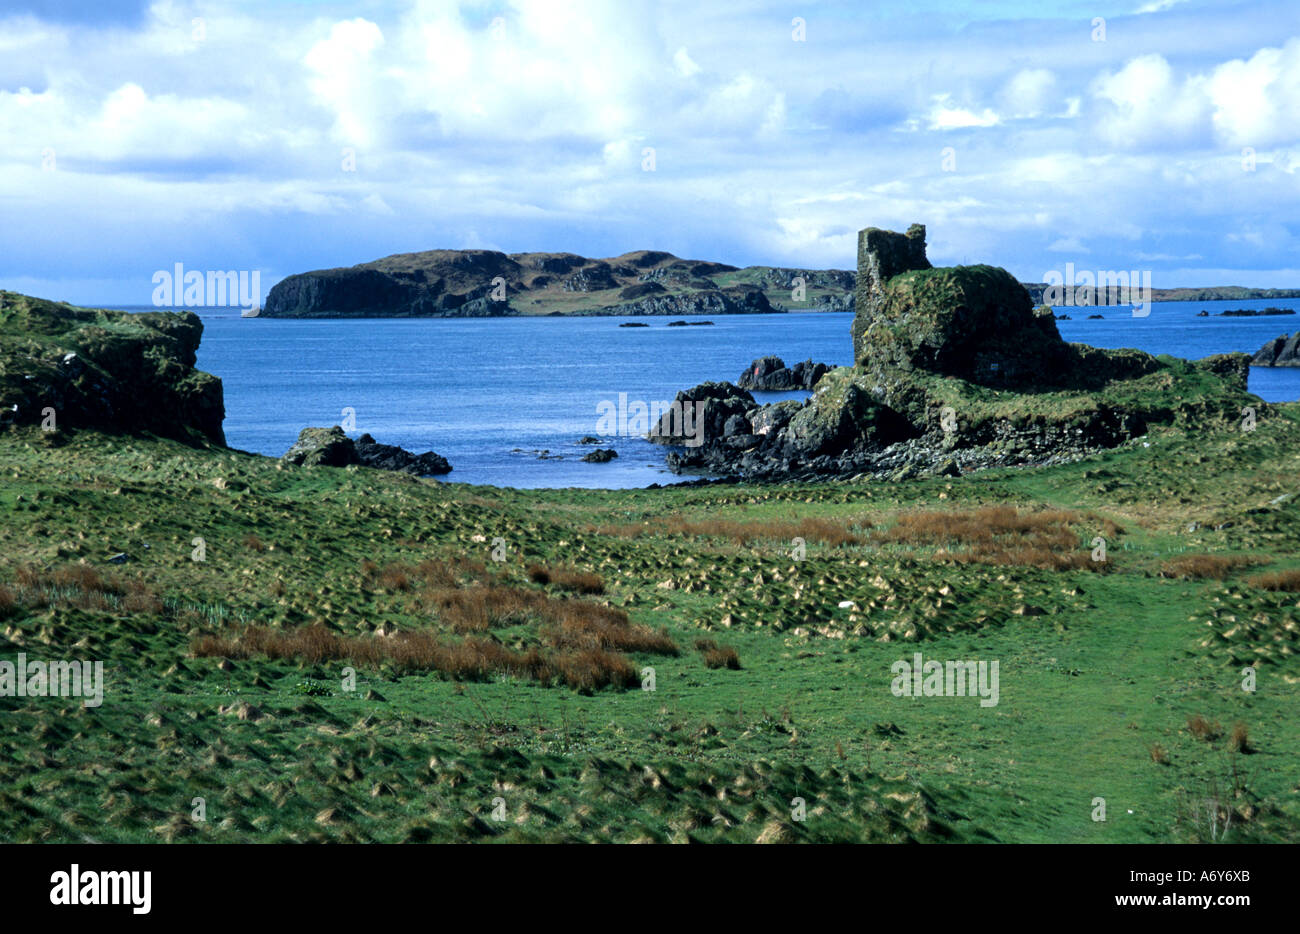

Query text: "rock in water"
[737, 356, 830, 390]
[581, 448, 618, 462]
[1251, 333, 1300, 367]
[647, 381, 755, 447]
[281, 427, 451, 475]
[354, 433, 452, 475]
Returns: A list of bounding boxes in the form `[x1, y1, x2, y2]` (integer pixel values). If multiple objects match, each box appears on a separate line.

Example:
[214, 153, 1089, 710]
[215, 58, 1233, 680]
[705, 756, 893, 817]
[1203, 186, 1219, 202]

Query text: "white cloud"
[1000, 69, 1058, 119]
[1, 0, 1299, 301]
[1206, 38, 1300, 147]
[1090, 54, 1211, 148]
[928, 94, 1000, 129]
[673, 47, 701, 78]
[304, 19, 386, 146]
[1090, 39, 1300, 150]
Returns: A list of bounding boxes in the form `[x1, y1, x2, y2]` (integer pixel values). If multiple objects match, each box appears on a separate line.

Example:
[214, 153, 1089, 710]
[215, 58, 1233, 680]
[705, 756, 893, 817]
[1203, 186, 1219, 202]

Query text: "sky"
[1, 0, 1298, 305]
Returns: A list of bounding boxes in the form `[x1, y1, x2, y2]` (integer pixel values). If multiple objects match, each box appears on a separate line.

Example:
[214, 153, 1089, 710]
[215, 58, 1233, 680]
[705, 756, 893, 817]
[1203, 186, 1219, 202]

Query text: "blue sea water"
[153, 298, 1300, 489]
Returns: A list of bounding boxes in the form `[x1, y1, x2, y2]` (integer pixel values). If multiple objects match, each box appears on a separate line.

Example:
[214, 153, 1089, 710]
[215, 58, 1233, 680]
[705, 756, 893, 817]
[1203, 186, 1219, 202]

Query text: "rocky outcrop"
[1215, 307, 1295, 316]
[736, 356, 830, 391]
[282, 426, 358, 467]
[264, 252, 516, 318]
[648, 224, 1265, 482]
[1251, 333, 1300, 367]
[599, 287, 772, 317]
[281, 427, 451, 475]
[857, 265, 1073, 389]
[0, 290, 225, 444]
[649, 382, 755, 448]
[354, 433, 452, 474]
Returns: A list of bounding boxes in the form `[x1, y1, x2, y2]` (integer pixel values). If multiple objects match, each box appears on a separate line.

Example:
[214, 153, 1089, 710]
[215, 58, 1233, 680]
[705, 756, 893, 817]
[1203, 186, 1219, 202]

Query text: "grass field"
[2, 405, 1298, 843]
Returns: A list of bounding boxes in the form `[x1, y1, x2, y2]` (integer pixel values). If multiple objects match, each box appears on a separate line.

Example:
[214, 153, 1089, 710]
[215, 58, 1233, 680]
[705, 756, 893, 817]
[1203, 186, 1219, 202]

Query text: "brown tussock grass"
[363, 557, 492, 592]
[191, 623, 639, 691]
[873, 506, 1108, 571]
[1187, 715, 1223, 742]
[541, 601, 678, 655]
[1246, 568, 1300, 592]
[1159, 554, 1256, 580]
[694, 638, 741, 670]
[527, 564, 605, 594]
[1230, 721, 1252, 753]
[6, 564, 162, 614]
[422, 585, 550, 633]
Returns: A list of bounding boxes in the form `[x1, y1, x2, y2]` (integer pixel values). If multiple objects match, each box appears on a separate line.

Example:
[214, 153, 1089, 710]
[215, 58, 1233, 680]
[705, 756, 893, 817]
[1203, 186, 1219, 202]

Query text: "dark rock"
[281, 427, 451, 475]
[354, 433, 452, 475]
[618, 322, 649, 327]
[648, 381, 756, 448]
[750, 399, 802, 437]
[608, 288, 772, 317]
[577, 436, 603, 444]
[581, 448, 618, 462]
[1251, 333, 1300, 367]
[737, 356, 830, 390]
[282, 426, 361, 467]
[722, 414, 750, 437]
[1218, 306, 1295, 317]
[786, 381, 882, 457]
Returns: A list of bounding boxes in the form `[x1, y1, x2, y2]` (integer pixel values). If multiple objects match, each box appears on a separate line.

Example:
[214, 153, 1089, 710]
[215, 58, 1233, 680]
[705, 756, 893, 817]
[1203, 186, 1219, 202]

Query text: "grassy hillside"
[2, 397, 1298, 841]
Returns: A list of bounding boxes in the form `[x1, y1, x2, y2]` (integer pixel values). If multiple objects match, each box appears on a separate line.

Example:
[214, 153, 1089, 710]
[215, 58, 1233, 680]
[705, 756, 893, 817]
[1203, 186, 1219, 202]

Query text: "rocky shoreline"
[645, 224, 1260, 483]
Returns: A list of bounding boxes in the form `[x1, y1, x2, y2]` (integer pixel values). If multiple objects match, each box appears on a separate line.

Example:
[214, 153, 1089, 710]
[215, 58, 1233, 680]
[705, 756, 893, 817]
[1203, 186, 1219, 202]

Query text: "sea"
[108, 298, 1300, 489]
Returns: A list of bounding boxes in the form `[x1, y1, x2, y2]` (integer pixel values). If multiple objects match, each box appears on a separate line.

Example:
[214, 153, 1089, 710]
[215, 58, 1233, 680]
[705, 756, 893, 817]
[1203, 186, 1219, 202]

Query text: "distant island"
[261, 249, 853, 318]
[258, 247, 1300, 319]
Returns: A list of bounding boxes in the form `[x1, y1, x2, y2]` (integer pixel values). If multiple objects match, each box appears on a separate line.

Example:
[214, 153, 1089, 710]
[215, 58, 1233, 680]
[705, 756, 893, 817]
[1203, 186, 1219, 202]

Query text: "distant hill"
[260, 248, 1299, 318]
[260, 248, 854, 318]
[1020, 283, 1300, 305]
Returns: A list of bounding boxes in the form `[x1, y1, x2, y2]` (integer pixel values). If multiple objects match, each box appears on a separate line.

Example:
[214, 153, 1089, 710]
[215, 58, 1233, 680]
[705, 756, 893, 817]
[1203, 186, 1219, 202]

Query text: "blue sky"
[2, 0, 1298, 304]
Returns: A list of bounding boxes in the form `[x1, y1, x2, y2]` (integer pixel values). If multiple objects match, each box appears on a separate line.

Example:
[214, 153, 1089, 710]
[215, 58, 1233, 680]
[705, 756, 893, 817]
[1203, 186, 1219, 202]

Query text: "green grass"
[1, 406, 1298, 842]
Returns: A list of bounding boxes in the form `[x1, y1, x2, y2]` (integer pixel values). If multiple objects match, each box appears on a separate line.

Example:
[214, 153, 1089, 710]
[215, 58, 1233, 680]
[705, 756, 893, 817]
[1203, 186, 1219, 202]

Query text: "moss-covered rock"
[786, 368, 912, 456]
[0, 290, 225, 444]
[856, 264, 1072, 386]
